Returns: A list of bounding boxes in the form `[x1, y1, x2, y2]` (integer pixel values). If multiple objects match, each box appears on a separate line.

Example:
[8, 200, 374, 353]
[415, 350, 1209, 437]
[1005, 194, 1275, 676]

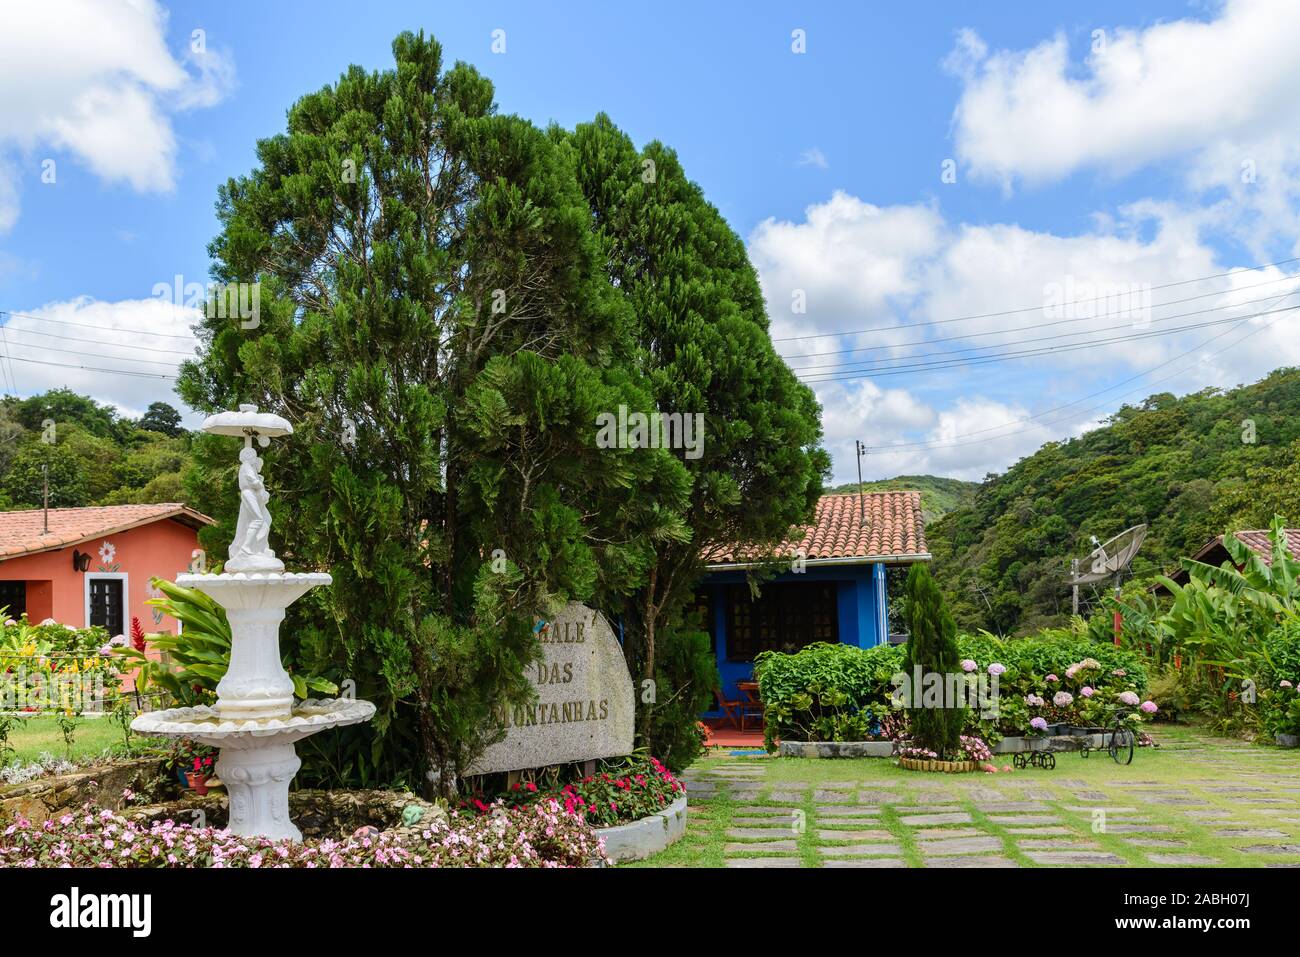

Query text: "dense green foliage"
[929, 368, 1300, 634]
[827, 474, 977, 524]
[755, 641, 905, 750]
[755, 628, 1151, 749]
[1117, 518, 1300, 736]
[0, 390, 191, 510]
[178, 32, 693, 794]
[173, 32, 819, 791]
[565, 115, 826, 762]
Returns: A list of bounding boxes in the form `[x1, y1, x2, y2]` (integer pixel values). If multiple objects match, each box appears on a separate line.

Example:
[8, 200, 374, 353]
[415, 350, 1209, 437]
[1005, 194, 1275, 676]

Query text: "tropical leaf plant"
[116, 577, 337, 708]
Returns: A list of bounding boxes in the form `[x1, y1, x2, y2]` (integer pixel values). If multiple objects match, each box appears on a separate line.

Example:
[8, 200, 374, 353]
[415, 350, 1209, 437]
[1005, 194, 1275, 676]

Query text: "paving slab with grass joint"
[822, 843, 905, 857]
[918, 836, 1003, 855]
[899, 811, 972, 826]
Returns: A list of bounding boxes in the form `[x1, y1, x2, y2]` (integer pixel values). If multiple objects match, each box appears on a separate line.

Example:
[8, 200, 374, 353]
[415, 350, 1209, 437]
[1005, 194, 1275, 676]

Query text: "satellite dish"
[1070, 524, 1147, 585]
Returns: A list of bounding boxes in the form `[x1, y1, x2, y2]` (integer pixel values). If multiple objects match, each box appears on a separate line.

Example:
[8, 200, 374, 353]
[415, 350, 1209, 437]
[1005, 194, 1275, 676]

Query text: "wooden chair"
[714, 689, 743, 729]
[738, 691, 765, 732]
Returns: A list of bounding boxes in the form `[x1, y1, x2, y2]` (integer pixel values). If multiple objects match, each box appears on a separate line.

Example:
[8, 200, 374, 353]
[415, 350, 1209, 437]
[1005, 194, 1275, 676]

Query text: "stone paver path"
[663, 727, 1300, 869]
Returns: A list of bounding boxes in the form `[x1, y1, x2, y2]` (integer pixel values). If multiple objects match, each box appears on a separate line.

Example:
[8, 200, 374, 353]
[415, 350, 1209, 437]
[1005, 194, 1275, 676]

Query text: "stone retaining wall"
[124, 788, 443, 838]
[778, 741, 895, 758]
[778, 735, 1105, 758]
[0, 757, 164, 825]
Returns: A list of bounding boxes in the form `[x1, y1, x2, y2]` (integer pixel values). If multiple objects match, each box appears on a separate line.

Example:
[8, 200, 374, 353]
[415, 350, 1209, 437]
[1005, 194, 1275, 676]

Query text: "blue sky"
[3, 0, 1299, 483]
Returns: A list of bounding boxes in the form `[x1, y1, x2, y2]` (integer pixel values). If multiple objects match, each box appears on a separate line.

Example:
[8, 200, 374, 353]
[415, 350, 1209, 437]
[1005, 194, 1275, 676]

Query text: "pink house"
[0, 504, 213, 637]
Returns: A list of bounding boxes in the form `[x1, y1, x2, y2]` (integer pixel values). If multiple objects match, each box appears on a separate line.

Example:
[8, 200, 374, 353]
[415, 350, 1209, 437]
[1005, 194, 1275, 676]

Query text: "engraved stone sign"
[468, 603, 635, 775]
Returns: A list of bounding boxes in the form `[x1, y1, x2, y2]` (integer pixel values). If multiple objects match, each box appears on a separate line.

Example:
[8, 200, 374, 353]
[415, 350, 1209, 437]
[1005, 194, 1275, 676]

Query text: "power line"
[0, 340, 183, 369]
[773, 255, 1300, 343]
[0, 308, 200, 341]
[866, 286, 1300, 454]
[781, 275, 1300, 363]
[0, 325, 197, 357]
[0, 353, 177, 380]
[0, 324, 16, 394]
[796, 304, 1300, 384]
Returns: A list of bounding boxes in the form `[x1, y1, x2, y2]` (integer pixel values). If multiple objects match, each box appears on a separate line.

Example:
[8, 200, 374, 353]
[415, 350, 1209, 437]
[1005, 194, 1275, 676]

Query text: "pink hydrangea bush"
[957, 735, 992, 762]
[0, 799, 606, 868]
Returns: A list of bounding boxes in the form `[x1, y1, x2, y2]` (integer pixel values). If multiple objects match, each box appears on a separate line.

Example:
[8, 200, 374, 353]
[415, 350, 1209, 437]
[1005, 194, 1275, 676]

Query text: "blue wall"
[699, 563, 887, 717]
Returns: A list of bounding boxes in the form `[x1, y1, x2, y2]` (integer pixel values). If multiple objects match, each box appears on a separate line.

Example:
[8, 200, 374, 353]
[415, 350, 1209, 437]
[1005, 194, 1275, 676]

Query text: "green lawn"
[2, 715, 140, 764]
[635, 724, 1300, 868]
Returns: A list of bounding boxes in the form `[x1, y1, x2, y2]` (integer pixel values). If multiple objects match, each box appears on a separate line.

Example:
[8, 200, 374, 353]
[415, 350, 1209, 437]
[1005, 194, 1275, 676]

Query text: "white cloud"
[750, 191, 946, 346]
[948, 0, 1300, 190]
[0, 296, 200, 421]
[750, 191, 1300, 482]
[0, 0, 234, 230]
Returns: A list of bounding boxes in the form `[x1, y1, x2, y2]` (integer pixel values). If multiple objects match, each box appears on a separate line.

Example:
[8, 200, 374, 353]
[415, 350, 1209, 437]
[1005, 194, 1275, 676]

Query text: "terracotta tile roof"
[1163, 528, 1300, 587]
[704, 491, 929, 566]
[0, 504, 214, 561]
[1223, 529, 1300, 563]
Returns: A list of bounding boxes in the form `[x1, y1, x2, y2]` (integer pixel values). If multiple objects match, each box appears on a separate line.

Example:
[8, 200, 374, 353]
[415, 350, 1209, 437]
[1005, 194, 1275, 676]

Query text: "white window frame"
[84, 572, 129, 635]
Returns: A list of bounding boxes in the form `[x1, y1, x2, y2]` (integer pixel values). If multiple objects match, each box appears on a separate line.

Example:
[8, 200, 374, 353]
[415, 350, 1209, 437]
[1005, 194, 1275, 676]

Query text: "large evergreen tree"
[178, 33, 688, 793]
[566, 116, 829, 754]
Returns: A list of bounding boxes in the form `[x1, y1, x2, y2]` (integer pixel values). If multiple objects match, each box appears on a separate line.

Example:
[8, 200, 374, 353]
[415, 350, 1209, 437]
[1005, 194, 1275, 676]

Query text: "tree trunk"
[639, 567, 658, 749]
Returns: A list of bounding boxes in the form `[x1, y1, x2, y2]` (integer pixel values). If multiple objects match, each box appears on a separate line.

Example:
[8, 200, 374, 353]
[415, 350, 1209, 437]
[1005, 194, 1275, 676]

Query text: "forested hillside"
[0, 389, 193, 510]
[929, 367, 1300, 635]
[827, 474, 978, 523]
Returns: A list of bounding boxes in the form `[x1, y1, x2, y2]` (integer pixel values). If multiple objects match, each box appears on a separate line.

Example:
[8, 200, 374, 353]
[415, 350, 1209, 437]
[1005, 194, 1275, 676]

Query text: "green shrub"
[754, 642, 904, 751]
[1257, 621, 1300, 737]
[754, 627, 1152, 750]
[646, 627, 718, 772]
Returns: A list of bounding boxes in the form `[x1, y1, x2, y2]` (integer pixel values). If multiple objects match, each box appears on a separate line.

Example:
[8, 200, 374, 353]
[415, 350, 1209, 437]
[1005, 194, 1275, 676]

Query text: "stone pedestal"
[217, 741, 303, 842]
[216, 606, 296, 720]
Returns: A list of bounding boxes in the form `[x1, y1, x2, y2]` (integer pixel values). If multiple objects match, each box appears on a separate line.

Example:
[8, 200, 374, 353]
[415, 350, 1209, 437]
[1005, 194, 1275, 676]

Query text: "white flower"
[98, 541, 116, 564]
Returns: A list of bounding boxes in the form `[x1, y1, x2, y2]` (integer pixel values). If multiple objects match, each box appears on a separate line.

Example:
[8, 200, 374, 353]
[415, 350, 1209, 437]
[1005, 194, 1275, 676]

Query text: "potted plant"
[164, 739, 216, 791]
[186, 754, 216, 795]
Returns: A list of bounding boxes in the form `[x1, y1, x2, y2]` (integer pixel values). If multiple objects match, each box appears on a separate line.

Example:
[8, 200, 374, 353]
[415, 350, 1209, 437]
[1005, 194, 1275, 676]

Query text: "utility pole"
[1071, 559, 1079, 616]
[41, 463, 49, 534]
[855, 440, 867, 525]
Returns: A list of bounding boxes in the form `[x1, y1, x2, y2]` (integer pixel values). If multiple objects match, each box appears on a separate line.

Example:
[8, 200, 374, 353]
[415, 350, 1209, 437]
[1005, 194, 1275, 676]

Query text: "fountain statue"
[132, 405, 375, 841]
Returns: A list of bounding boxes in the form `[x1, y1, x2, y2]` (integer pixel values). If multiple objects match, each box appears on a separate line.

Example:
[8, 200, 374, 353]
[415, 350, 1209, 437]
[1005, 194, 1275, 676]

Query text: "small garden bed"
[464, 755, 684, 829]
[460, 755, 688, 862]
[0, 797, 605, 867]
[593, 794, 688, 863]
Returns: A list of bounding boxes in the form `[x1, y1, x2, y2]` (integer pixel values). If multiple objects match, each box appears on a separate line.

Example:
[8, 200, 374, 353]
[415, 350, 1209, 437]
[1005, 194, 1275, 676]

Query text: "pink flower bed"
[0, 798, 605, 868]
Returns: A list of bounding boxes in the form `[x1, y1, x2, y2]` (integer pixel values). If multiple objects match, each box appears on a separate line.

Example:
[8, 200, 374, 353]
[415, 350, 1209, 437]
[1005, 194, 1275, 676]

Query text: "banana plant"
[116, 577, 337, 707]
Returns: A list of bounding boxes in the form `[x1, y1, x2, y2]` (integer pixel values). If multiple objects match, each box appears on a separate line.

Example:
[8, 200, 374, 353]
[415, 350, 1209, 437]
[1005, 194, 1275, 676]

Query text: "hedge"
[754, 631, 1151, 750]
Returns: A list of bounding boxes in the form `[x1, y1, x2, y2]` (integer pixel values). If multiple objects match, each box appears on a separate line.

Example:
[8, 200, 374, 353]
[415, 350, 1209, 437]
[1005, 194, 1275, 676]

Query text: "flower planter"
[593, 795, 688, 863]
[185, 772, 209, 796]
[898, 757, 978, 773]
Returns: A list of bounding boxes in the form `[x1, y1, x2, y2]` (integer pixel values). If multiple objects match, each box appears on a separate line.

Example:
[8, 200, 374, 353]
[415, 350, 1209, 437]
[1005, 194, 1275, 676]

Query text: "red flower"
[130, 617, 147, 653]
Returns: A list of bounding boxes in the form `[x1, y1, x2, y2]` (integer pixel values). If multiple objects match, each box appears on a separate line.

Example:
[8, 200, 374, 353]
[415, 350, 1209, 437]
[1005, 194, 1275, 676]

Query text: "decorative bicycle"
[1079, 712, 1135, 765]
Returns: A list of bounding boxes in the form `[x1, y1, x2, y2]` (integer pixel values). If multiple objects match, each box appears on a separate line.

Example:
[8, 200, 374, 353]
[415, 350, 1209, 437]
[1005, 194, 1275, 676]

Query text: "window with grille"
[88, 577, 125, 637]
[724, 582, 838, 662]
[0, 581, 25, 620]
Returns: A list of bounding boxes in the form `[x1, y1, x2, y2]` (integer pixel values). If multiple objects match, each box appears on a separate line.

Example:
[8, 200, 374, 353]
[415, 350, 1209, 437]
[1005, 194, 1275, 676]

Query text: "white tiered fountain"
[132, 405, 374, 841]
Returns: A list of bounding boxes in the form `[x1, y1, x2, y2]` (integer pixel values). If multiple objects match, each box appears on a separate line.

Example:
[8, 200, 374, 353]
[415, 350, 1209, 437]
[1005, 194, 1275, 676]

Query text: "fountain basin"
[176, 571, 332, 609]
[132, 698, 375, 841]
[131, 698, 375, 748]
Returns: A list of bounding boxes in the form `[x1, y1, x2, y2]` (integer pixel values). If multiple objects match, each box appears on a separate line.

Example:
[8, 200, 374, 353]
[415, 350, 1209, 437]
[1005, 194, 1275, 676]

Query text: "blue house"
[696, 491, 930, 718]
